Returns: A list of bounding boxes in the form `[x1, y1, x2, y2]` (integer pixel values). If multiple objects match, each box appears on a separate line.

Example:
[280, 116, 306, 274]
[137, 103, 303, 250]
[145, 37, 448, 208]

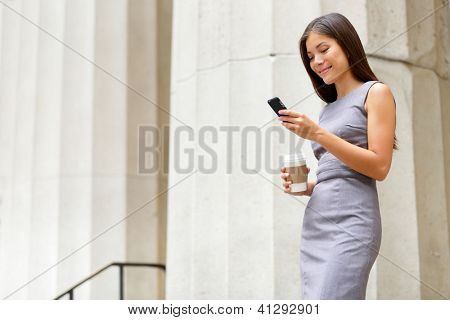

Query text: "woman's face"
[305, 32, 350, 84]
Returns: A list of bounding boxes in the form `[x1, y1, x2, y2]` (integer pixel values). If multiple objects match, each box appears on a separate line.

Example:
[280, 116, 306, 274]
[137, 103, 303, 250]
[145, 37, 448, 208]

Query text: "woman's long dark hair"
[299, 13, 398, 150]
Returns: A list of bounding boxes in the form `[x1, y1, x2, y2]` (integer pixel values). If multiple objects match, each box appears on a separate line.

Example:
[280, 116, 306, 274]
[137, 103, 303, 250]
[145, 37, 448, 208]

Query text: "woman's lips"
[320, 66, 332, 75]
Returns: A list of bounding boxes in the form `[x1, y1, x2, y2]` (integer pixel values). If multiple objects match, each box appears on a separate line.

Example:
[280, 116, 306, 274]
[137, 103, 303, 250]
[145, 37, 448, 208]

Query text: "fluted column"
[0, 0, 24, 299]
[13, 1, 64, 298]
[366, 0, 450, 299]
[166, 0, 199, 299]
[57, 0, 95, 299]
[90, 0, 128, 299]
[28, 0, 66, 299]
[125, 0, 165, 299]
[0, 0, 170, 300]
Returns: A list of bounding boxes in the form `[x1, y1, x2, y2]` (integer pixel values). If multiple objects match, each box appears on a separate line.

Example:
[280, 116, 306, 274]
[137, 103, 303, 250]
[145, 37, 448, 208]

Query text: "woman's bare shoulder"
[365, 82, 395, 113]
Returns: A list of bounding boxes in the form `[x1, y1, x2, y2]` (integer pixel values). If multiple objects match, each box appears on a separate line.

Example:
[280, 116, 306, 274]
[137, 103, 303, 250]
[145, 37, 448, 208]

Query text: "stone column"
[91, 0, 128, 299]
[125, 0, 164, 299]
[28, 0, 66, 299]
[0, 0, 24, 299]
[14, 0, 39, 299]
[367, 0, 450, 299]
[155, 0, 173, 299]
[0, 0, 171, 300]
[57, 0, 95, 299]
[166, 0, 199, 299]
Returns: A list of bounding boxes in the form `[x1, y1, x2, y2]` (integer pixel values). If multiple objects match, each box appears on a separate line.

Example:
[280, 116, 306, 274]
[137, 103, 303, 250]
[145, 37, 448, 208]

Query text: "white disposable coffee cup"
[283, 153, 308, 192]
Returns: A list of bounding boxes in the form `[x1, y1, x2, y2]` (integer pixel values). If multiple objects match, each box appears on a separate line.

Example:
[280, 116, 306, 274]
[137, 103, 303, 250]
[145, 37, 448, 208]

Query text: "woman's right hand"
[280, 167, 313, 196]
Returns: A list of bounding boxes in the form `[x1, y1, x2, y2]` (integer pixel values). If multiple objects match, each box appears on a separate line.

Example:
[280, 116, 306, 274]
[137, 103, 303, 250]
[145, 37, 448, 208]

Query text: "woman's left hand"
[278, 109, 322, 141]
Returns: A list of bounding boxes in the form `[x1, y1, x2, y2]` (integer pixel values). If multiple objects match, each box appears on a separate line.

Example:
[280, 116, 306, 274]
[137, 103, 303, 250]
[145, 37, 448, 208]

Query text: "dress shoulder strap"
[361, 80, 397, 110]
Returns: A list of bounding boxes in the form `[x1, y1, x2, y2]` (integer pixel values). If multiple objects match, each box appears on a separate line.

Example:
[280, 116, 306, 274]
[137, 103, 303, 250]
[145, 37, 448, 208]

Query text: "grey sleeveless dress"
[300, 81, 385, 299]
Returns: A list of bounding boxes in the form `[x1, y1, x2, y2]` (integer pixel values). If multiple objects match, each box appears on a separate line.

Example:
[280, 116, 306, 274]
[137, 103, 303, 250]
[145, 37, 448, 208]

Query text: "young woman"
[279, 13, 397, 299]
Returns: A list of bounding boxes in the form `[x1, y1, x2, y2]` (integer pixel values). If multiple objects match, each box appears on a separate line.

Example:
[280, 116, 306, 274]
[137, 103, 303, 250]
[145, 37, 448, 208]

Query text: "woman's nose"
[315, 57, 324, 64]
[311, 58, 323, 67]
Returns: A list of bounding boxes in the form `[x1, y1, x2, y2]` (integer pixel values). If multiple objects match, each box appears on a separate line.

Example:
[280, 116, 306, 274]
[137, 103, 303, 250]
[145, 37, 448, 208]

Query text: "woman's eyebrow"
[307, 41, 328, 54]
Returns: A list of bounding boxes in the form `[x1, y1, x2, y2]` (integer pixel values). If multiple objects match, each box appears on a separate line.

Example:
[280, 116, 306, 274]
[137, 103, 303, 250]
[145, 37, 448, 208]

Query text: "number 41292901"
[257, 303, 319, 315]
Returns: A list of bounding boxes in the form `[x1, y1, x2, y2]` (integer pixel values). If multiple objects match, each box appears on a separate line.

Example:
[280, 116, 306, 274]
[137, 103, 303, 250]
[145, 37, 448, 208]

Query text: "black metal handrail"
[54, 262, 166, 300]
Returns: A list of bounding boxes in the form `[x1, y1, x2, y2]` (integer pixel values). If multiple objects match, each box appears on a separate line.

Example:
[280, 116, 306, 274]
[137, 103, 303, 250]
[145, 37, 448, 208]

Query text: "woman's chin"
[322, 77, 333, 85]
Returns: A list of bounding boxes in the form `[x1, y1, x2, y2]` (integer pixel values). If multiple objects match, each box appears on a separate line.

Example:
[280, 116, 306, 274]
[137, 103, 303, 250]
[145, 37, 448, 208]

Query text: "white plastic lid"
[283, 153, 306, 167]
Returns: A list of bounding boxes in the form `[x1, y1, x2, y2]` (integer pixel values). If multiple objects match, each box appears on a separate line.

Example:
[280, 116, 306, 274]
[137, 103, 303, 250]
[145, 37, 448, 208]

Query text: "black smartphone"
[267, 97, 287, 116]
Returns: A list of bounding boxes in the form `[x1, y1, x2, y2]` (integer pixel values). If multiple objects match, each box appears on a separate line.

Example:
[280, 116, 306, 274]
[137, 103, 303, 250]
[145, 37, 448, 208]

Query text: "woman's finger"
[278, 110, 302, 118]
[282, 122, 297, 130]
[283, 181, 291, 188]
[278, 116, 295, 123]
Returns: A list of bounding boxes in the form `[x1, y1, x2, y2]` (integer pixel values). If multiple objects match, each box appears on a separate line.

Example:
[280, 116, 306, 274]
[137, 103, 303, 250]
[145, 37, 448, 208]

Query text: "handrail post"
[119, 264, 124, 300]
[69, 289, 74, 300]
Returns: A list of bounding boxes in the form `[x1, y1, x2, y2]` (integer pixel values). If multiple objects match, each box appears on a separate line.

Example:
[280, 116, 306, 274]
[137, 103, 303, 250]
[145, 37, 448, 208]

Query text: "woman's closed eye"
[308, 48, 329, 61]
